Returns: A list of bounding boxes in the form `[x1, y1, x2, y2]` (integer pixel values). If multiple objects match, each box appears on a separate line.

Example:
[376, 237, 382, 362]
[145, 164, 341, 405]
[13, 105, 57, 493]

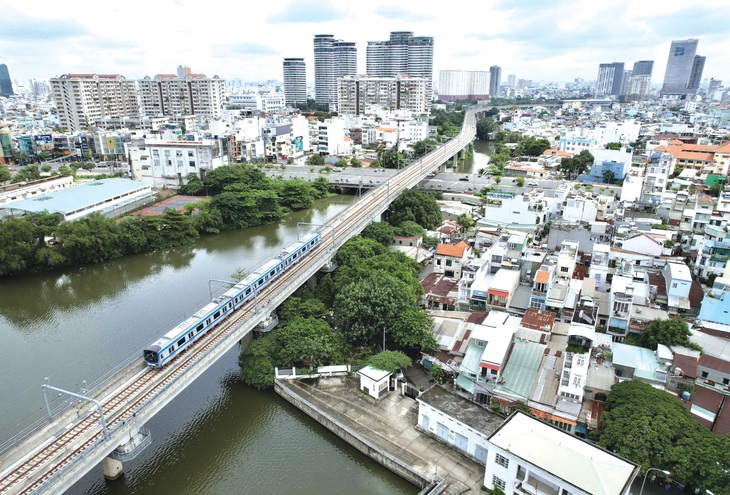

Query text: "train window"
[177, 337, 186, 347]
[258, 280, 264, 286]
[293, 253, 297, 259]
[197, 323, 204, 332]
[214, 311, 221, 319]
[246, 288, 251, 295]
[188, 332, 193, 338]
[270, 270, 275, 277]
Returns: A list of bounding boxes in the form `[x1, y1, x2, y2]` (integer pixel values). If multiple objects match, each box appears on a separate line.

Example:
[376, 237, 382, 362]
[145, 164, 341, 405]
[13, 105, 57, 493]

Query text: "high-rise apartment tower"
[313, 34, 357, 106]
[283, 58, 307, 105]
[595, 62, 625, 96]
[366, 31, 434, 104]
[489, 66, 502, 97]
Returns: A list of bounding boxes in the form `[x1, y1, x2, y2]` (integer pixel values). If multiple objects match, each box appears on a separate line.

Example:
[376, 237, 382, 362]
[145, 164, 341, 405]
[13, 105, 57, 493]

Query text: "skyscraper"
[632, 60, 654, 77]
[313, 34, 357, 106]
[489, 66, 501, 97]
[0, 64, 14, 97]
[660, 39, 704, 96]
[507, 74, 516, 89]
[438, 70, 489, 101]
[595, 62, 624, 96]
[283, 58, 306, 105]
[366, 31, 434, 103]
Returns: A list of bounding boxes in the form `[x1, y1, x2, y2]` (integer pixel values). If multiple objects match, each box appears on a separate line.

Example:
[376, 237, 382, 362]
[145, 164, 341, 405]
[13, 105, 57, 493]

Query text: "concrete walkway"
[277, 377, 485, 494]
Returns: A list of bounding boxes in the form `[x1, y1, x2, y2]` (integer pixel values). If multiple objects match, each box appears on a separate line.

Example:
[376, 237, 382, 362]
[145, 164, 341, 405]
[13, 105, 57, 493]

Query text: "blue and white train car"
[142, 231, 323, 369]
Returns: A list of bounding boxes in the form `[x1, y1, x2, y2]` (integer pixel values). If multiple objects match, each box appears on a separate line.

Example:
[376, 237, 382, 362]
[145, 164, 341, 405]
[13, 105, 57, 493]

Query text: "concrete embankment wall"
[274, 380, 429, 489]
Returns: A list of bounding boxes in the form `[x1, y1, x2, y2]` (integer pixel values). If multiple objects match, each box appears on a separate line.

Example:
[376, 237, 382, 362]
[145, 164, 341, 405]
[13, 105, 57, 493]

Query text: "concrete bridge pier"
[103, 426, 151, 480]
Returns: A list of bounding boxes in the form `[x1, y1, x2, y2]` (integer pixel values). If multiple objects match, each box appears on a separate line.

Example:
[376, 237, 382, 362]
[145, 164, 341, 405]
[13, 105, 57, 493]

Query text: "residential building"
[282, 58, 306, 105]
[127, 136, 230, 189]
[632, 60, 654, 76]
[489, 66, 501, 97]
[624, 74, 651, 100]
[484, 411, 640, 495]
[438, 70, 489, 101]
[660, 39, 704, 97]
[313, 34, 357, 106]
[663, 261, 693, 313]
[50, 74, 139, 133]
[0, 175, 74, 207]
[137, 73, 225, 119]
[337, 74, 429, 115]
[367, 31, 434, 104]
[316, 117, 347, 156]
[640, 152, 673, 206]
[228, 92, 285, 113]
[433, 240, 471, 279]
[0, 63, 13, 97]
[417, 385, 504, 465]
[595, 62, 624, 97]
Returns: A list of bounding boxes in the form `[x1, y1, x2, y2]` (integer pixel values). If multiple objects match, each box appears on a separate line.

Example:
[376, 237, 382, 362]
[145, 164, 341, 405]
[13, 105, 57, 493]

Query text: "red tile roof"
[436, 241, 470, 257]
[672, 352, 698, 378]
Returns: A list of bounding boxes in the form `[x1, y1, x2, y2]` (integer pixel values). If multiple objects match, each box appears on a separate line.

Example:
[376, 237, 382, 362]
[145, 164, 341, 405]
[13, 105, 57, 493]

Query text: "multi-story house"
[316, 117, 347, 156]
[433, 240, 471, 279]
[608, 275, 635, 341]
[590, 243, 611, 292]
[640, 152, 674, 206]
[484, 413, 639, 495]
[663, 261, 693, 314]
[695, 239, 730, 281]
[128, 136, 230, 189]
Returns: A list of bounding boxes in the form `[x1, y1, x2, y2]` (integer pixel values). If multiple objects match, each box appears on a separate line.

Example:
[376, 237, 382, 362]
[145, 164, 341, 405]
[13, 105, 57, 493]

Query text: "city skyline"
[0, 0, 729, 86]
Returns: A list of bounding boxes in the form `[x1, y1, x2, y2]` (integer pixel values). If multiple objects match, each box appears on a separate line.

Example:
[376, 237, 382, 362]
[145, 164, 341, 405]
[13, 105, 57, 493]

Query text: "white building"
[357, 366, 391, 399]
[338, 75, 430, 115]
[484, 411, 639, 495]
[50, 74, 139, 133]
[663, 261, 692, 312]
[640, 153, 674, 206]
[438, 70, 490, 101]
[138, 74, 226, 119]
[227, 92, 285, 113]
[128, 137, 230, 190]
[316, 117, 348, 156]
[0, 175, 74, 207]
[562, 195, 598, 223]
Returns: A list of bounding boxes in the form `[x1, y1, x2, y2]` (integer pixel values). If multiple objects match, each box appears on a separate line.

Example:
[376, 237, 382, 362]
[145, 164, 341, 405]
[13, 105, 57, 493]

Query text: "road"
[266, 165, 623, 197]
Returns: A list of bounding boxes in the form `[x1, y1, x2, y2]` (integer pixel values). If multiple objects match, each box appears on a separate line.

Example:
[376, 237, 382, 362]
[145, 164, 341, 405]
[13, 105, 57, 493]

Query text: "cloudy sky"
[1, 0, 728, 87]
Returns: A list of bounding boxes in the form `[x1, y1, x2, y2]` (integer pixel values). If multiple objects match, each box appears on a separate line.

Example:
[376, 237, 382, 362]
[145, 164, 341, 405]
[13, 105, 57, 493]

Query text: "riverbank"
[275, 376, 485, 494]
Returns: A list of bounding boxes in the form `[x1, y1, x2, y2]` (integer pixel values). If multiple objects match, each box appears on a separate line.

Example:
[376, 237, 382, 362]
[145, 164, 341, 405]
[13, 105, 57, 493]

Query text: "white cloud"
[0, 0, 727, 85]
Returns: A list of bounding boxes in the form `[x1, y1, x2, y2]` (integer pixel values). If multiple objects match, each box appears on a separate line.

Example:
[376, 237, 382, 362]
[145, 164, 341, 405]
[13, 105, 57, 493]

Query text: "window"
[723, 378, 729, 385]
[701, 371, 709, 379]
[672, 282, 678, 288]
[492, 476, 506, 491]
[495, 453, 509, 468]
[561, 266, 569, 273]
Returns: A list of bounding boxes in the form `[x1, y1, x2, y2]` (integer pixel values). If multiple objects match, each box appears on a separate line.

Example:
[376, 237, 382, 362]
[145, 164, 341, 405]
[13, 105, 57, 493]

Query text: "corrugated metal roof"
[496, 339, 545, 399]
[4, 179, 150, 217]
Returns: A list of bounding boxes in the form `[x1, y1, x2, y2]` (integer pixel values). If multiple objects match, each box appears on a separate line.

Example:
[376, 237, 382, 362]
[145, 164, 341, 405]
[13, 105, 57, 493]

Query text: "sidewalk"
[276, 376, 485, 494]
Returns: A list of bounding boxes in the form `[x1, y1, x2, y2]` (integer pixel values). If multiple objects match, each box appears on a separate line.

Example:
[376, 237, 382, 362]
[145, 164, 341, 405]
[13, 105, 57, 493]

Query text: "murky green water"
[0, 194, 416, 495]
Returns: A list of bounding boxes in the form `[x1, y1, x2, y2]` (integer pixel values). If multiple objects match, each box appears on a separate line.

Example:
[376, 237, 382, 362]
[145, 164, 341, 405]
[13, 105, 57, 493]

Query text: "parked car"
[527, 181, 539, 187]
[458, 175, 470, 181]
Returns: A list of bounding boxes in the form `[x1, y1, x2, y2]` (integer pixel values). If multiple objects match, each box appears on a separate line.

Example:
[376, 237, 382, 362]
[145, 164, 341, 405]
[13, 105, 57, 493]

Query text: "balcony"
[515, 472, 559, 495]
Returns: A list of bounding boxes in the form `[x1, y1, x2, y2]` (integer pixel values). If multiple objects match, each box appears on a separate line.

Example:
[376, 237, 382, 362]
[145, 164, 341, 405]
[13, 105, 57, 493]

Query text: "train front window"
[143, 350, 158, 363]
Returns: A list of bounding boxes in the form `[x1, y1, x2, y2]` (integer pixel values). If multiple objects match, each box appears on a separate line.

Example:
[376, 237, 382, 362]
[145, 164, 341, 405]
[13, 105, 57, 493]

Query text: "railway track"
[0, 114, 475, 495]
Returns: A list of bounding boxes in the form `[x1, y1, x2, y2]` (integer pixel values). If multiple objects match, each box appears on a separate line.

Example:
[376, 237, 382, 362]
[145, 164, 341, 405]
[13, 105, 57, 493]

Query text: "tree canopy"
[625, 317, 701, 351]
[360, 221, 394, 247]
[558, 150, 594, 180]
[594, 380, 729, 493]
[366, 351, 412, 373]
[388, 190, 442, 230]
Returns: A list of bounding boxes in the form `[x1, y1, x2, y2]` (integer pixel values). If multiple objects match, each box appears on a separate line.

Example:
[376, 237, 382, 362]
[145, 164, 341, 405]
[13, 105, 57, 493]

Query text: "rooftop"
[489, 412, 639, 495]
[418, 385, 504, 436]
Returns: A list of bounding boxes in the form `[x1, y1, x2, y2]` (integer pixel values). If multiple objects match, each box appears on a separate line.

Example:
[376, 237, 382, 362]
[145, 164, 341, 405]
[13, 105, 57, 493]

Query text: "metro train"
[142, 231, 322, 368]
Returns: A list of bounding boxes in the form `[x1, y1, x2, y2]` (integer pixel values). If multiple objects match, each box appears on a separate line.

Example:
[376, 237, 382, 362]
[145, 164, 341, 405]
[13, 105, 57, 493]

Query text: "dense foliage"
[366, 351, 412, 373]
[594, 380, 729, 494]
[239, 230, 438, 388]
[557, 150, 594, 180]
[625, 317, 701, 351]
[387, 189, 443, 230]
[0, 165, 334, 278]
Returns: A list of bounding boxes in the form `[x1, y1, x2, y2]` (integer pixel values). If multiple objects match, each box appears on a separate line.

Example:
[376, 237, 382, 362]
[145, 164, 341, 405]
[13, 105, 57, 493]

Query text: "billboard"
[293, 136, 303, 152]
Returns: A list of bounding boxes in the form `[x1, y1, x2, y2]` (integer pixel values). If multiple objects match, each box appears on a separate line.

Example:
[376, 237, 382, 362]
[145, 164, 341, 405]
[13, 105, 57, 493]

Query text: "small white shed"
[357, 366, 391, 399]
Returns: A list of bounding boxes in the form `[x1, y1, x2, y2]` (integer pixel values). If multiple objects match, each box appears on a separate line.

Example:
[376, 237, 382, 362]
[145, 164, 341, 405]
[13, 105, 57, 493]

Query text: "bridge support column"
[102, 457, 124, 481]
[307, 273, 318, 290]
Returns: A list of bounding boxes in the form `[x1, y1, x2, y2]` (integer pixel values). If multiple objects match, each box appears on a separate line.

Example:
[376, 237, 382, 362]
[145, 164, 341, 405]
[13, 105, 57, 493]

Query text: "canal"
[0, 194, 416, 495]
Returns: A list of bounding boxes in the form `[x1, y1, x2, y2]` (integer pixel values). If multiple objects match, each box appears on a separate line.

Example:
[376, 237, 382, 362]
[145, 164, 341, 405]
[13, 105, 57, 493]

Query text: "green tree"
[306, 154, 325, 166]
[366, 350, 412, 373]
[605, 142, 622, 150]
[57, 213, 123, 265]
[276, 317, 343, 368]
[335, 236, 388, 267]
[11, 165, 41, 183]
[277, 294, 329, 324]
[334, 158, 348, 168]
[602, 169, 616, 184]
[333, 271, 416, 347]
[349, 158, 362, 168]
[0, 165, 12, 183]
[391, 306, 437, 350]
[204, 164, 270, 195]
[393, 220, 426, 238]
[388, 189, 442, 230]
[516, 177, 525, 187]
[594, 380, 729, 493]
[81, 162, 95, 171]
[626, 317, 700, 351]
[412, 139, 439, 157]
[239, 334, 278, 389]
[181, 173, 204, 195]
[310, 177, 333, 198]
[493, 176, 501, 184]
[457, 214, 476, 232]
[361, 222, 395, 247]
[476, 118, 498, 141]
[0, 217, 39, 276]
[278, 179, 313, 210]
[41, 164, 52, 173]
[157, 209, 200, 247]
